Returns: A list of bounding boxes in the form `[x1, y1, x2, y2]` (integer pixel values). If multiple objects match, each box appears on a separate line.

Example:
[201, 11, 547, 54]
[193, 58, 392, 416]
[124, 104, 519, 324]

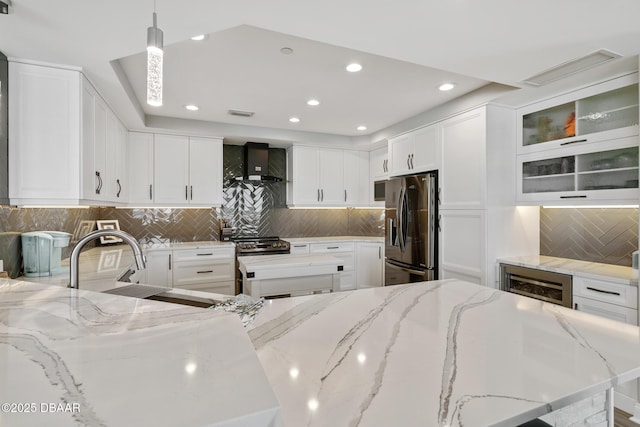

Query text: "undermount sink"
[102, 284, 222, 308]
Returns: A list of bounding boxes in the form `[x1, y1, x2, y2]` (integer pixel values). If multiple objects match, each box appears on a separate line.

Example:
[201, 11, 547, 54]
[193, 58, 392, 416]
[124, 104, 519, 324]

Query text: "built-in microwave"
[374, 180, 385, 201]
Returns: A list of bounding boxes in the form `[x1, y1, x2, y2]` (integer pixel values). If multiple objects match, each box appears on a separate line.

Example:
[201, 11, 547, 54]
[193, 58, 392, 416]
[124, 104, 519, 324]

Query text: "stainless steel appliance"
[385, 171, 438, 285]
[232, 236, 291, 293]
[500, 264, 572, 308]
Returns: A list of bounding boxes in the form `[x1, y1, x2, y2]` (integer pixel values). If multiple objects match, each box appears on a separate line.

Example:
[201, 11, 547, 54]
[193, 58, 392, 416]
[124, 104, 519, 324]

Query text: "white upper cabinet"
[129, 133, 223, 207]
[516, 73, 639, 205]
[128, 132, 155, 205]
[9, 61, 126, 206]
[343, 150, 369, 206]
[154, 134, 190, 205]
[517, 74, 638, 155]
[388, 122, 441, 177]
[189, 137, 223, 206]
[440, 108, 487, 210]
[370, 146, 389, 181]
[287, 146, 370, 207]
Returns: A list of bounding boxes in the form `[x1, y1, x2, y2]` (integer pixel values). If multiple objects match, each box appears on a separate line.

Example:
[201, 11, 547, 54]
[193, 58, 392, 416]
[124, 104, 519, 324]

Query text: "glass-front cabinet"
[518, 138, 639, 203]
[517, 74, 638, 155]
[516, 73, 639, 205]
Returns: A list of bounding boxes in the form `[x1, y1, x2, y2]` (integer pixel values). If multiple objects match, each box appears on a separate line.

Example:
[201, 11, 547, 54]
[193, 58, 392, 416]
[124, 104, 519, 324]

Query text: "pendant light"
[146, 0, 163, 106]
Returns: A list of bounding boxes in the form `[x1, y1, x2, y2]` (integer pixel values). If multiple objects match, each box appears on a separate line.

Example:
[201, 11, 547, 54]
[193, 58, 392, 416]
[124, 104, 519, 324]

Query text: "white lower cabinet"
[310, 242, 356, 291]
[572, 275, 638, 413]
[289, 243, 310, 254]
[144, 249, 172, 287]
[439, 210, 486, 285]
[356, 242, 384, 288]
[141, 246, 234, 295]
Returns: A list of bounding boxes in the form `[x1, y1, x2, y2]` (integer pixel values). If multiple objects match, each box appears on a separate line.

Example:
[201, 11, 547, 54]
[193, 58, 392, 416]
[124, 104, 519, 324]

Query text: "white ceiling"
[1, 0, 639, 142]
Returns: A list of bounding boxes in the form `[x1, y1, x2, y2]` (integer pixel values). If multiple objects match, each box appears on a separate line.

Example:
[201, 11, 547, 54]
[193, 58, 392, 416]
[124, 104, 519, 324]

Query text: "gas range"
[233, 236, 290, 256]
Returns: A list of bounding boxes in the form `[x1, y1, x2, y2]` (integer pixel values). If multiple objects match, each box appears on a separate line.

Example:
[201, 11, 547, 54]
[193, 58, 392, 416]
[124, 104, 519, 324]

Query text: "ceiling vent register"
[522, 49, 622, 86]
[228, 109, 255, 117]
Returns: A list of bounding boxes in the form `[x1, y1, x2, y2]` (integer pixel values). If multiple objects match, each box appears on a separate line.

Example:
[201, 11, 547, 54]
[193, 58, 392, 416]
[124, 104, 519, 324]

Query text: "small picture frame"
[96, 220, 123, 244]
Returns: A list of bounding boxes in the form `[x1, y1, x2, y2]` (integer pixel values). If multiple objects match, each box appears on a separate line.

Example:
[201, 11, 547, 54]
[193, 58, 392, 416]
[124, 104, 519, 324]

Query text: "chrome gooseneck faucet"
[68, 229, 146, 289]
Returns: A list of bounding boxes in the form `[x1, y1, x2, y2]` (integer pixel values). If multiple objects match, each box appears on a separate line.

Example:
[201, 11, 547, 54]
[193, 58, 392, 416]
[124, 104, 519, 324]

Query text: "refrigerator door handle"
[385, 260, 426, 276]
[427, 174, 436, 269]
[397, 186, 406, 252]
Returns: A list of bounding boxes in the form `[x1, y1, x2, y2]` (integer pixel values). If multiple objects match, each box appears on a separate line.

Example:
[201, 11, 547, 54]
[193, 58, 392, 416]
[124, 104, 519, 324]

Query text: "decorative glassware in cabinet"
[522, 156, 575, 194]
[522, 102, 575, 146]
[576, 147, 639, 191]
[576, 84, 639, 135]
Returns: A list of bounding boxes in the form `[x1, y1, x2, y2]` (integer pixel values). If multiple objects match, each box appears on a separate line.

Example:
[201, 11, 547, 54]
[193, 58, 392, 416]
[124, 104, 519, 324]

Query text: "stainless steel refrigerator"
[385, 171, 438, 285]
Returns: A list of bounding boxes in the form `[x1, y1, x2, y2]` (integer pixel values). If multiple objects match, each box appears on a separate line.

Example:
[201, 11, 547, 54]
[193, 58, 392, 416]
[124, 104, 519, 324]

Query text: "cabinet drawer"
[309, 242, 355, 253]
[172, 248, 234, 263]
[172, 262, 235, 287]
[173, 280, 234, 296]
[289, 243, 310, 254]
[573, 276, 637, 309]
[574, 295, 638, 325]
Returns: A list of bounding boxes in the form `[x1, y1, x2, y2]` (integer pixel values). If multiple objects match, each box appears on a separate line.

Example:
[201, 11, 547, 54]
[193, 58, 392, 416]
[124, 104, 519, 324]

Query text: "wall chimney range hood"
[237, 142, 283, 182]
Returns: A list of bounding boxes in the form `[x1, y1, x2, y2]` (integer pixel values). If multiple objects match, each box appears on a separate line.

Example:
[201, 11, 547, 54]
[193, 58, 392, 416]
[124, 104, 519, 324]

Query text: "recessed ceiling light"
[280, 47, 294, 55]
[191, 34, 205, 41]
[346, 63, 363, 73]
[357, 125, 367, 131]
[438, 82, 456, 91]
[307, 99, 320, 106]
[289, 117, 300, 123]
[185, 105, 199, 111]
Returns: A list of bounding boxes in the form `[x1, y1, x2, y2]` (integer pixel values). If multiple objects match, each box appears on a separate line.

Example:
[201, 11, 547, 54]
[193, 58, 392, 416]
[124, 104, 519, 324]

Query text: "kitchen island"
[0, 279, 281, 427]
[246, 279, 640, 426]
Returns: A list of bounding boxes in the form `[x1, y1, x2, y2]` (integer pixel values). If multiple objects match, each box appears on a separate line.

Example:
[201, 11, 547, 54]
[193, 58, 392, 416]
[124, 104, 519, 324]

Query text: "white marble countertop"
[498, 255, 638, 285]
[284, 236, 384, 244]
[238, 253, 343, 280]
[246, 279, 640, 427]
[142, 241, 235, 251]
[0, 278, 281, 427]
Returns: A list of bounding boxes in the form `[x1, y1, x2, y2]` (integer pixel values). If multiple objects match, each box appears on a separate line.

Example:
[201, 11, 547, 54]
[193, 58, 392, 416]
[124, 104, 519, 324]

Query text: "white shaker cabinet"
[287, 146, 369, 207]
[370, 146, 389, 181]
[143, 249, 173, 287]
[439, 209, 486, 285]
[9, 61, 81, 205]
[309, 242, 356, 291]
[343, 150, 369, 206]
[388, 123, 441, 177]
[153, 134, 190, 205]
[128, 132, 155, 205]
[128, 132, 223, 207]
[356, 241, 384, 288]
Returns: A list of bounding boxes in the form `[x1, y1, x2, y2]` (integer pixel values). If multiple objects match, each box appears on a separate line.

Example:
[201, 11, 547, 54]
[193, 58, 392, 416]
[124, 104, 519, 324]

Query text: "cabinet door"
[439, 209, 486, 285]
[343, 150, 369, 206]
[103, 108, 118, 202]
[319, 148, 345, 205]
[128, 132, 154, 204]
[440, 108, 486, 209]
[356, 242, 383, 288]
[144, 250, 172, 287]
[9, 62, 81, 202]
[412, 124, 441, 173]
[81, 80, 97, 201]
[114, 121, 128, 203]
[289, 146, 320, 205]
[389, 133, 413, 176]
[573, 296, 638, 324]
[370, 146, 388, 181]
[189, 137, 223, 206]
[154, 134, 189, 205]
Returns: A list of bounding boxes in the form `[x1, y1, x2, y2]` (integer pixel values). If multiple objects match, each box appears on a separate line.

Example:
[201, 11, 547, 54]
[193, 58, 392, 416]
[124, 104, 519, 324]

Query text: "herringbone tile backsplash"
[540, 207, 638, 266]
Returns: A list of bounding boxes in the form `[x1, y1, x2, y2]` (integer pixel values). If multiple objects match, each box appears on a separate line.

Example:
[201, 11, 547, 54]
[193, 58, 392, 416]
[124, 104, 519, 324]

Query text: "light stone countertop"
[246, 279, 640, 427]
[284, 236, 384, 244]
[498, 255, 638, 285]
[0, 278, 281, 427]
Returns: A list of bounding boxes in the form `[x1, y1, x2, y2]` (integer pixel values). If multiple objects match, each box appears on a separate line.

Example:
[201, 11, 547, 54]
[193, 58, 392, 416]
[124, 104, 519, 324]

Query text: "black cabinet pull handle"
[190, 185, 193, 200]
[560, 195, 587, 199]
[168, 254, 171, 270]
[317, 189, 320, 202]
[197, 270, 213, 274]
[586, 286, 620, 296]
[95, 171, 102, 194]
[321, 189, 324, 201]
[327, 246, 339, 249]
[149, 184, 153, 200]
[560, 139, 588, 146]
[116, 179, 122, 198]
[197, 253, 213, 256]
[185, 185, 188, 200]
